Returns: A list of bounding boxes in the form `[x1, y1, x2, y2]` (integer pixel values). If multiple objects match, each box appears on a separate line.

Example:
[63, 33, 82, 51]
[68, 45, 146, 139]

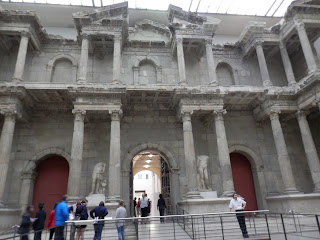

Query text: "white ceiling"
[0, 2, 281, 36]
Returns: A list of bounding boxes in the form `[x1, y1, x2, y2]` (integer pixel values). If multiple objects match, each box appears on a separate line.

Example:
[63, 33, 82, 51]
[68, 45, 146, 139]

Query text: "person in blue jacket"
[90, 201, 108, 240]
[54, 195, 69, 240]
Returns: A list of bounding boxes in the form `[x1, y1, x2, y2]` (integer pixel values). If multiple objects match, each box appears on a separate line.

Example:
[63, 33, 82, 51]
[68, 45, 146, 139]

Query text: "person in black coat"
[75, 200, 88, 240]
[157, 194, 166, 223]
[33, 203, 47, 240]
[18, 205, 35, 240]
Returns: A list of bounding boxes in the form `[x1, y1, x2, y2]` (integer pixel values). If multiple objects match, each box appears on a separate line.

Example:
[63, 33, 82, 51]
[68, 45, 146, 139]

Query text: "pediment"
[128, 19, 171, 44]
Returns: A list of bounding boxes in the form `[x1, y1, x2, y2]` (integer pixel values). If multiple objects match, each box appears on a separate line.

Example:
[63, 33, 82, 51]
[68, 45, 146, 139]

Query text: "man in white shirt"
[229, 193, 249, 238]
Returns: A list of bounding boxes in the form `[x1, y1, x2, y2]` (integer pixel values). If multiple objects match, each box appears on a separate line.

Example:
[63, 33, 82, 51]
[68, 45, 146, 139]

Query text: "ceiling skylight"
[0, 0, 295, 17]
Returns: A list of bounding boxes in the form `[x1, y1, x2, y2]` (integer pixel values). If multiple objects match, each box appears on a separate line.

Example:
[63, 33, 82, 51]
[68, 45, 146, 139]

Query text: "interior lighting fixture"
[148, 154, 154, 158]
[146, 160, 151, 163]
[144, 165, 150, 168]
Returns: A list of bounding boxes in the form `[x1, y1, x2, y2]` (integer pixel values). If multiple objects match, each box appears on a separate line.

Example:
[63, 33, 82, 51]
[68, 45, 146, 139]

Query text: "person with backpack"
[75, 200, 88, 240]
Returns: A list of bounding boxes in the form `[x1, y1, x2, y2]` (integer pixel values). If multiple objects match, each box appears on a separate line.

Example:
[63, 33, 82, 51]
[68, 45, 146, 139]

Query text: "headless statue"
[197, 155, 210, 190]
[90, 162, 106, 194]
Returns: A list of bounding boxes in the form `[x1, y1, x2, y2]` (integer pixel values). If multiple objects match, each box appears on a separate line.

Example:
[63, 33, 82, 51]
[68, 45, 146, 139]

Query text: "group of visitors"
[133, 193, 167, 223]
[18, 195, 127, 240]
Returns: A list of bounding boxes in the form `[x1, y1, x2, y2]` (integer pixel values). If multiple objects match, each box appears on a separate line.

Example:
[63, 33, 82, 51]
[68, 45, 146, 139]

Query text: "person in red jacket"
[48, 204, 57, 240]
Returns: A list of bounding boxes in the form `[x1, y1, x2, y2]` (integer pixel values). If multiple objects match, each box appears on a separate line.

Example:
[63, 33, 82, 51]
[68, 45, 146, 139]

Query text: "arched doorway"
[32, 156, 69, 226]
[230, 153, 258, 211]
[129, 151, 172, 216]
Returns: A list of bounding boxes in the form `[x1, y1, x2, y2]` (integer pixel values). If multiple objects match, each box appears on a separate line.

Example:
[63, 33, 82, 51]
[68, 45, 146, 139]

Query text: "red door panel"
[230, 153, 258, 211]
[32, 156, 69, 227]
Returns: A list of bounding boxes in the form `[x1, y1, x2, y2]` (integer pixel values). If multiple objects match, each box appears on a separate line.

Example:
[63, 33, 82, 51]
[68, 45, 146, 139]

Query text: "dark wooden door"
[230, 153, 258, 211]
[32, 156, 69, 227]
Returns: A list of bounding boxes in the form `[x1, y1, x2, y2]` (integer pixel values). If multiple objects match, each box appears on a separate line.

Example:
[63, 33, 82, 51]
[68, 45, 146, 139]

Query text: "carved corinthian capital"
[72, 109, 86, 121]
[205, 39, 213, 46]
[114, 34, 122, 42]
[0, 107, 21, 120]
[269, 109, 281, 121]
[213, 109, 227, 120]
[21, 31, 31, 39]
[254, 40, 263, 49]
[181, 110, 193, 122]
[295, 21, 305, 32]
[176, 37, 183, 44]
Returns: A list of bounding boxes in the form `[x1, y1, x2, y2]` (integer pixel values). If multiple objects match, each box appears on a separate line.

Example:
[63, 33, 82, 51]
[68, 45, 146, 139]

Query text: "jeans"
[117, 226, 125, 240]
[34, 231, 42, 240]
[54, 226, 65, 240]
[49, 228, 55, 240]
[93, 224, 104, 240]
[159, 208, 165, 222]
[235, 210, 248, 237]
[20, 235, 28, 240]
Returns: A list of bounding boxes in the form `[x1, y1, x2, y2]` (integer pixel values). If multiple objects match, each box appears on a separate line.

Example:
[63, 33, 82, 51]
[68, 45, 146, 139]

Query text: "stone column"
[255, 41, 272, 87]
[67, 109, 86, 199]
[112, 35, 122, 84]
[0, 109, 18, 206]
[12, 31, 30, 82]
[176, 37, 187, 84]
[107, 110, 122, 201]
[296, 111, 320, 192]
[279, 41, 296, 86]
[295, 21, 317, 74]
[213, 109, 234, 197]
[19, 171, 36, 212]
[181, 111, 200, 197]
[77, 34, 89, 84]
[269, 110, 298, 193]
[205, 39, 218, 85]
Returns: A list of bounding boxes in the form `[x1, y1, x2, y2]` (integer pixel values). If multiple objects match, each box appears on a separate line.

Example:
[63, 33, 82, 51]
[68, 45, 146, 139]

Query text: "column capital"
[296, 110, 309, 119]
[72, 109, 86, 121]
[176, 37, 183, 44]
[254, 40, 263, 48]
[180, 110, 193, 122]
[295, 21, 305, 32]
[21, 31, 31, 39]
[81, 33, 91, 40]
[109, 109, 123, 121]
[279, 41, 286, 49]
[269, 109, 281, 120]
[213, 109, 227, 120]
[113, 34, 122, 42]
[205, 38, 213, 46]
[0, 107, 21, 120]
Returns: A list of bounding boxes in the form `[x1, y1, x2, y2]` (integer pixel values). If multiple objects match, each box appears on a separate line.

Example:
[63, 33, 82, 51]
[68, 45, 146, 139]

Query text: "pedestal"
[86, 194, 106, 207]
[0, 208, 21, 229]
[178, 197, 231, 214]
[200, 191, 217, 199]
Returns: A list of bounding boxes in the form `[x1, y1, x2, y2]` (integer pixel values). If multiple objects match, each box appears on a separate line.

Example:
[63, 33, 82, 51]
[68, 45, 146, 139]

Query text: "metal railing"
[2, 210, 320, 240]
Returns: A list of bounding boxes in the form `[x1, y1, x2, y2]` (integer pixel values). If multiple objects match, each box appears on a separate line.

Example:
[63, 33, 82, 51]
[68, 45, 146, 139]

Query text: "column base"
[77, 79, 87, 85]
[221, 190, 234, 197]
[283, 188, 300, 194]
[263, 80, 273, 87]
[307, 66, 317, 75]
[209, 81, 218, 86]
[288, 81, 297, 87]
[313, 187, 320, 193]
[112, 79, 122, 84]
[186, 191, 202, 199]
[12, 77, 23, 83]
[179, 80, 187, 85]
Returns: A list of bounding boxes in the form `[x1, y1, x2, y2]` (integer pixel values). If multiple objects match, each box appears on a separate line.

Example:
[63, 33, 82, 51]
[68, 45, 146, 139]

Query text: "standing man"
[133, 197, 137, 217]
[90, 201, 108, 240]
[33, 203, 46, 240]
[229, 193, 249, 238]
[115, 201, 127, 240]
[157, 194, 166, 223]
[140, 194, 148, 224]
[55, 195, 69, 240]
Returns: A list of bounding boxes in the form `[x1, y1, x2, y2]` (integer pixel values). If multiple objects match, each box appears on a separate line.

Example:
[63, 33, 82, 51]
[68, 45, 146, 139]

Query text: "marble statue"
[197, 155, 210, 190]
[90, 162, 106, 194]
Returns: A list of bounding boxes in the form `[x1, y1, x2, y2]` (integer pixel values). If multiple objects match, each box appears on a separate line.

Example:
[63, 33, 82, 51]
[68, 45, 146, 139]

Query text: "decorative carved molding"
[213, 109, 227, 120]
[0, 107, 21, 120]
[205, 38, 213, 46]
[176, 37, 183, 44]
[109, 109, 123, 121]
[269, 109, 281, 120]
[295, 21, 305, 32]
[254, 40, 263, 48]
[21, 31, 31, 39]
[181, 110, 193, 122]
[296, 110, 308, 119]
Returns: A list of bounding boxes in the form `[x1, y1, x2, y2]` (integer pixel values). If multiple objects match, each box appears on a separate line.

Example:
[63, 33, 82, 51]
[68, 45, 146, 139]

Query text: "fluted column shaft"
[255, 41, 272, 87]
[205, 39, 217, 85]
[213, 109, 234, 196]
[108, 110, 122, 201]
[279, 41, 296, 86]
[295, 21, 317, 73]
[113, 35, 122, 84]
[269, 111, 298, 193]
[181, 111, 199, 197]
[176, 37, 187, 84]
[12, 31, 30, 82]
[0, 110, 18, 205]
[67, 110, 86, 198]
[296, 111, 320, 192]
[78, 35, 89, 84]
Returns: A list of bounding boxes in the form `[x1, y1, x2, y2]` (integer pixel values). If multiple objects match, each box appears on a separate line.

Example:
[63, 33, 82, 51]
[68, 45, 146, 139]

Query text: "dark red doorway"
[32, 156, 69, 227]
[230, 153, 258, 211]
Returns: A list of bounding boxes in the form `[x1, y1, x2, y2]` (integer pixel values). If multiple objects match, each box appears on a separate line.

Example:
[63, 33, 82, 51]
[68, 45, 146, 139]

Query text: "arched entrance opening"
[32, 156, 69, 226]
[230, 152, 258, 211]
[129, 151, 172, 217]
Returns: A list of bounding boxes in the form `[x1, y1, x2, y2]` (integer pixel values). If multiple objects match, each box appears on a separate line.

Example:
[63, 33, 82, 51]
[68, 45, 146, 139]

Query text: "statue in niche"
[90, 162, 106, 194]
[197, 155, 211, 190]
